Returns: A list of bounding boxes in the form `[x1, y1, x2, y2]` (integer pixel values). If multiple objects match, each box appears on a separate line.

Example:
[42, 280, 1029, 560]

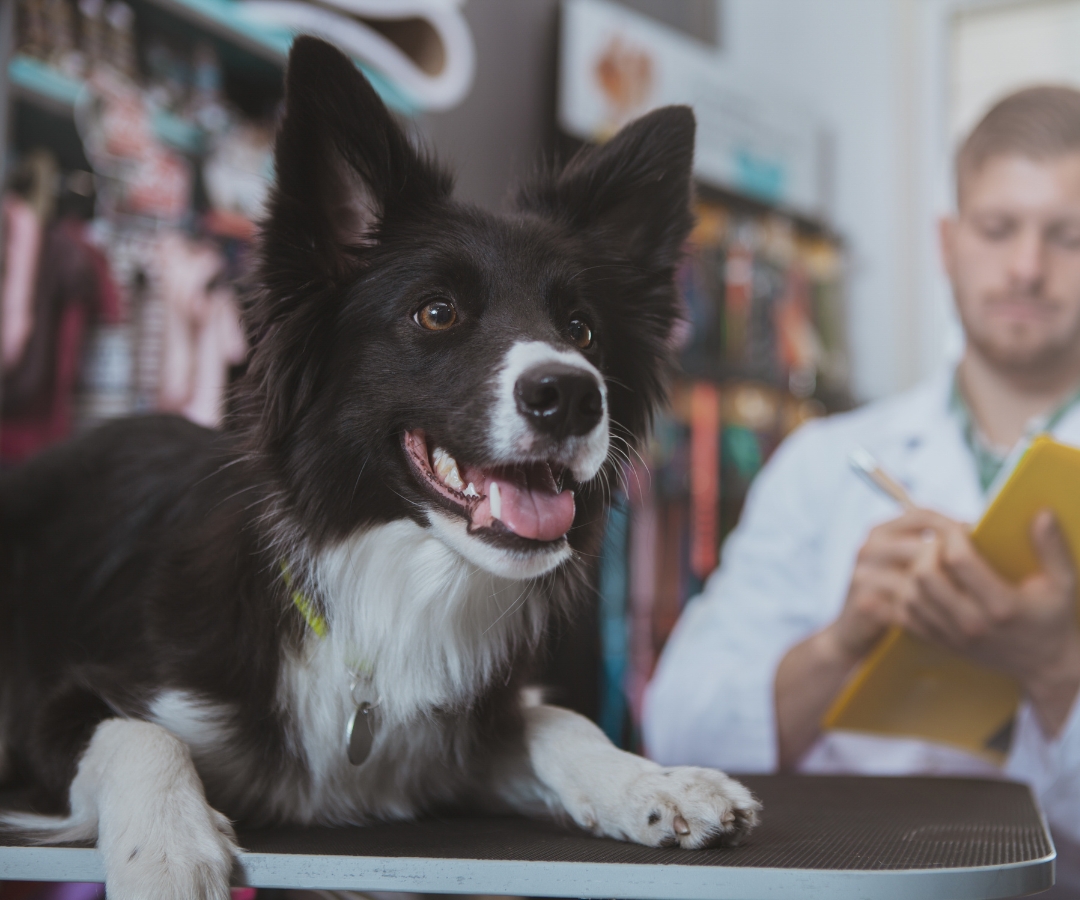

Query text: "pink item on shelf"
[155, 232, 246, 428]
[774, 262, 820, 374]
[90, 69, 153, 160]
[1, 195, 43, 371]
[1, 219, 122, 465]
[182, 284, 246, 427]
[688, 381, 721, 581]
[127, 146, 192, 222]
[156, 233, 221, 412]
[81, 69, 192, 222]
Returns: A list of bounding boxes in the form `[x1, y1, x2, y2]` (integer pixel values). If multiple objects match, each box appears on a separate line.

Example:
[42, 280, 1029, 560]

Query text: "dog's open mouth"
[403, 430, 575, 545]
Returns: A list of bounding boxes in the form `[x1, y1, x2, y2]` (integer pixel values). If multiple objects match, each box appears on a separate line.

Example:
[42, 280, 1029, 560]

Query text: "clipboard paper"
[822, 435, 1080, 762]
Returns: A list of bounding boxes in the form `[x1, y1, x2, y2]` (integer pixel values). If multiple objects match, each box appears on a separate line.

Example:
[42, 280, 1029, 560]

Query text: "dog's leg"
[6, 718, 238, 900]
[502, 702, 760, 849]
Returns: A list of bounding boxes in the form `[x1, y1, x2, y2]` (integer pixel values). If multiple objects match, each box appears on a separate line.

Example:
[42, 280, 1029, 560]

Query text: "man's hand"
[900, 509, 1080, 737]
[777, 509, 947, 768]
[777, 507, 1080, 769]
[823, 509, 946, 663]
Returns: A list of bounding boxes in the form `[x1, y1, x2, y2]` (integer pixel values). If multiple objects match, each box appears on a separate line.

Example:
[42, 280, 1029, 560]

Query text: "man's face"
[941, 153, 1080, 378]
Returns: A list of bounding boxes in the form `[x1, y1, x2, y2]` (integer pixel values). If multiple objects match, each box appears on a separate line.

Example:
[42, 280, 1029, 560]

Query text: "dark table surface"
[0, 774, 1058, 899]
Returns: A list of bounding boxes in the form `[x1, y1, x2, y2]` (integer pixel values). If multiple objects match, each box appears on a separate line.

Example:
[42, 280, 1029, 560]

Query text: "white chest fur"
[276, 519, 547, 821]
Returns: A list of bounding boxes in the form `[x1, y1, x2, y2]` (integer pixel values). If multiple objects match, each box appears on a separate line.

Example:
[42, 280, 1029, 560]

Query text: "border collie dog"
[0, 37, 759, 899]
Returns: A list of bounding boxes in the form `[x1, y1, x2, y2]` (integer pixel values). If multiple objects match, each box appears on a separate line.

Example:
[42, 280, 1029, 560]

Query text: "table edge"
[0, 844, 1057, 900]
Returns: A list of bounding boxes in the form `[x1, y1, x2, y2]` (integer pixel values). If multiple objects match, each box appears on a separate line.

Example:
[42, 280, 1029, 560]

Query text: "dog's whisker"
[351, 457, 370, 503]
[193, 454, 251, 488]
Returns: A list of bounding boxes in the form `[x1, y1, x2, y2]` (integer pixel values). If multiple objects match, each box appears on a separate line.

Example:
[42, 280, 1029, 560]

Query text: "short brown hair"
[957, 85, 1080, 203]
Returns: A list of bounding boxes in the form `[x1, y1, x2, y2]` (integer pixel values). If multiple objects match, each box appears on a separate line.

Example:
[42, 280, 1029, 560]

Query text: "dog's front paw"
[610, 766, 760, 849]
[101, 793, 238, 900]
[521, 705, 759, 851]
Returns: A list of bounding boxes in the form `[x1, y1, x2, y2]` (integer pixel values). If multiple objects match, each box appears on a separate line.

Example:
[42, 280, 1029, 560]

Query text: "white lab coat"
[643, 371, 1080, 859]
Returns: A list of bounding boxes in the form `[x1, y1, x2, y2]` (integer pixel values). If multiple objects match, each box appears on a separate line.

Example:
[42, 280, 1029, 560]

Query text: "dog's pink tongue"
[492, 477, 575, 542]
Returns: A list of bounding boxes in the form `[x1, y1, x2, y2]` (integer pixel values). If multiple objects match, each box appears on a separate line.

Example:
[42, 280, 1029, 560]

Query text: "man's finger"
[937, 524, 1014, 618]
[904, 600, 958, 648]
[885, 508, 967, 536]
[897, 546, 959, 644]
[862, 509, 967, 568]
[861, 534, 937, 567]
[1031, 509, 1078, 589]
[907, 536, 981, 641]
[852, 566, 912, 616]
[914, 547, 989, 645]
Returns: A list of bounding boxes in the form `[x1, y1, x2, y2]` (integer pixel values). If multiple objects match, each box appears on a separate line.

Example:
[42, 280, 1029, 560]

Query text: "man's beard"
[960, 291, 1080, 381]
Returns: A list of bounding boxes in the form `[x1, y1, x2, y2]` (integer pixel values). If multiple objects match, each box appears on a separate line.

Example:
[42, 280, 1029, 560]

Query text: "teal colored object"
[9, 0, 418, 118]
[597, 494, 630, 746]
[151, 110, 206, 155]
[12, 55, 206, 154]
[733, 147, 786, 205]
[9, 56, 83, 111]
[723, 424, 763, 481]
[154, 0, 417, 113]
[153, 0, 295, 59]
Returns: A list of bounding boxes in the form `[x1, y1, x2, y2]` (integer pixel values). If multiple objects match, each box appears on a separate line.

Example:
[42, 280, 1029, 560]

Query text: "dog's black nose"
[515, 365, 604, 439]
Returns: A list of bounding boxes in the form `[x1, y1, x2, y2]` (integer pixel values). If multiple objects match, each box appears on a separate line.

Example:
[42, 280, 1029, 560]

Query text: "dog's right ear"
[261, 36, 451, 290]
[518, 106, 695, 275]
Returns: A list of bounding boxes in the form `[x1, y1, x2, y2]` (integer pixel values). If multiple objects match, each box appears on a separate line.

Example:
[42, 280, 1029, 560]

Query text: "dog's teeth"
[489, 481, 502, 519]
[432, 447, 465, 491]
[464, 482, 479, 498]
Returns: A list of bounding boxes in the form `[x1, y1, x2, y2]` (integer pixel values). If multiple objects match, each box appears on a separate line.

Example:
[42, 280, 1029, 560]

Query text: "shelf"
[9, 55, 205, 155]
[138, 0, 415, 113]
[144, 0, 292, 64]
[9, 0, 415, 124]
[8, 55, 82, 117]
[695, 181, 842, 244]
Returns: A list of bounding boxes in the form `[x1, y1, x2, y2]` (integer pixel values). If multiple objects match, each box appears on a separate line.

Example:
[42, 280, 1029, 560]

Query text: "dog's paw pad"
[632, 767, 760, 849]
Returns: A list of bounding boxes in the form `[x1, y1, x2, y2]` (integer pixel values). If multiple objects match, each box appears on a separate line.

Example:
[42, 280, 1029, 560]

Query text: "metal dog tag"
[346, 702, 379, 766]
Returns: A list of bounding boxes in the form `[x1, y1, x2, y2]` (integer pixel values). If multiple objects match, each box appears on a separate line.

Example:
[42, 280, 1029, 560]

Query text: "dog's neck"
[299, 519, 548, 720]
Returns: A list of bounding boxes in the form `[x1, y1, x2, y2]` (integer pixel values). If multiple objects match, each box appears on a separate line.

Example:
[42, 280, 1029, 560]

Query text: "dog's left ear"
[245, 37, 451, 447]
[519, 106, 696, 272]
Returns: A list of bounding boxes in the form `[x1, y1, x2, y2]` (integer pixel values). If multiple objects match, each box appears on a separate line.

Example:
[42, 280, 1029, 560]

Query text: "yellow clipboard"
[822, 435, 1080, 762]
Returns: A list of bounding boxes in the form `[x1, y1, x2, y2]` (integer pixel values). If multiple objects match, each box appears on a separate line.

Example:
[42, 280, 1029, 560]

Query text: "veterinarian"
[644, 85, 1080, 890]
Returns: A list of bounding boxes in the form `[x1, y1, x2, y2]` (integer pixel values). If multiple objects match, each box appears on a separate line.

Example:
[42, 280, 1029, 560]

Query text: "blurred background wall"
[419, 0, 906, 403]
[418, 0, 1080, 406]
[12, 0, 1076, 415]
[419, 1, 718, 212]
[8, 0, 1080, 735]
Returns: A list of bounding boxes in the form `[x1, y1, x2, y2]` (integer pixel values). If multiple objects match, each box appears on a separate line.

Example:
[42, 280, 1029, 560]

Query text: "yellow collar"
[279, 559, 328, 638]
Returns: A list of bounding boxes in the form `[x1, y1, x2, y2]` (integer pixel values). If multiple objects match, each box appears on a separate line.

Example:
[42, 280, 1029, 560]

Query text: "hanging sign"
[559, 0, 827, 218]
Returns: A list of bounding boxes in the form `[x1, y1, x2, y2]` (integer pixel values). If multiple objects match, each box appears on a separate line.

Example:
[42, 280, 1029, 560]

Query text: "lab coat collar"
[1054, 396, 1080, 445]
[860, 368, 1080, 521]
[861, 369, 984, 521]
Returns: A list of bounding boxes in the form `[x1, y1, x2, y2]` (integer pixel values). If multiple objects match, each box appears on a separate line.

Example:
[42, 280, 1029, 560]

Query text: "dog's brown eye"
[416, 300, 457, 331]
[568, 317, 593, 349]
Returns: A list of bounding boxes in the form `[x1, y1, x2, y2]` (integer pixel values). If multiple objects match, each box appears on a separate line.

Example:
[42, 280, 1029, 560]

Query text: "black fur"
[0, 36, 695, 826]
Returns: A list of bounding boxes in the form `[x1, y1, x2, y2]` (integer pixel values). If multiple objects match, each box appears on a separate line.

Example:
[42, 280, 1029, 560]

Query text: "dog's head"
[240, 37, 694, 580]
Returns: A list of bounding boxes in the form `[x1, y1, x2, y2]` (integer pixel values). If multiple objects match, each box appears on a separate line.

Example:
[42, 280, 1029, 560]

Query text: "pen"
[849, 446, 916, 510]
